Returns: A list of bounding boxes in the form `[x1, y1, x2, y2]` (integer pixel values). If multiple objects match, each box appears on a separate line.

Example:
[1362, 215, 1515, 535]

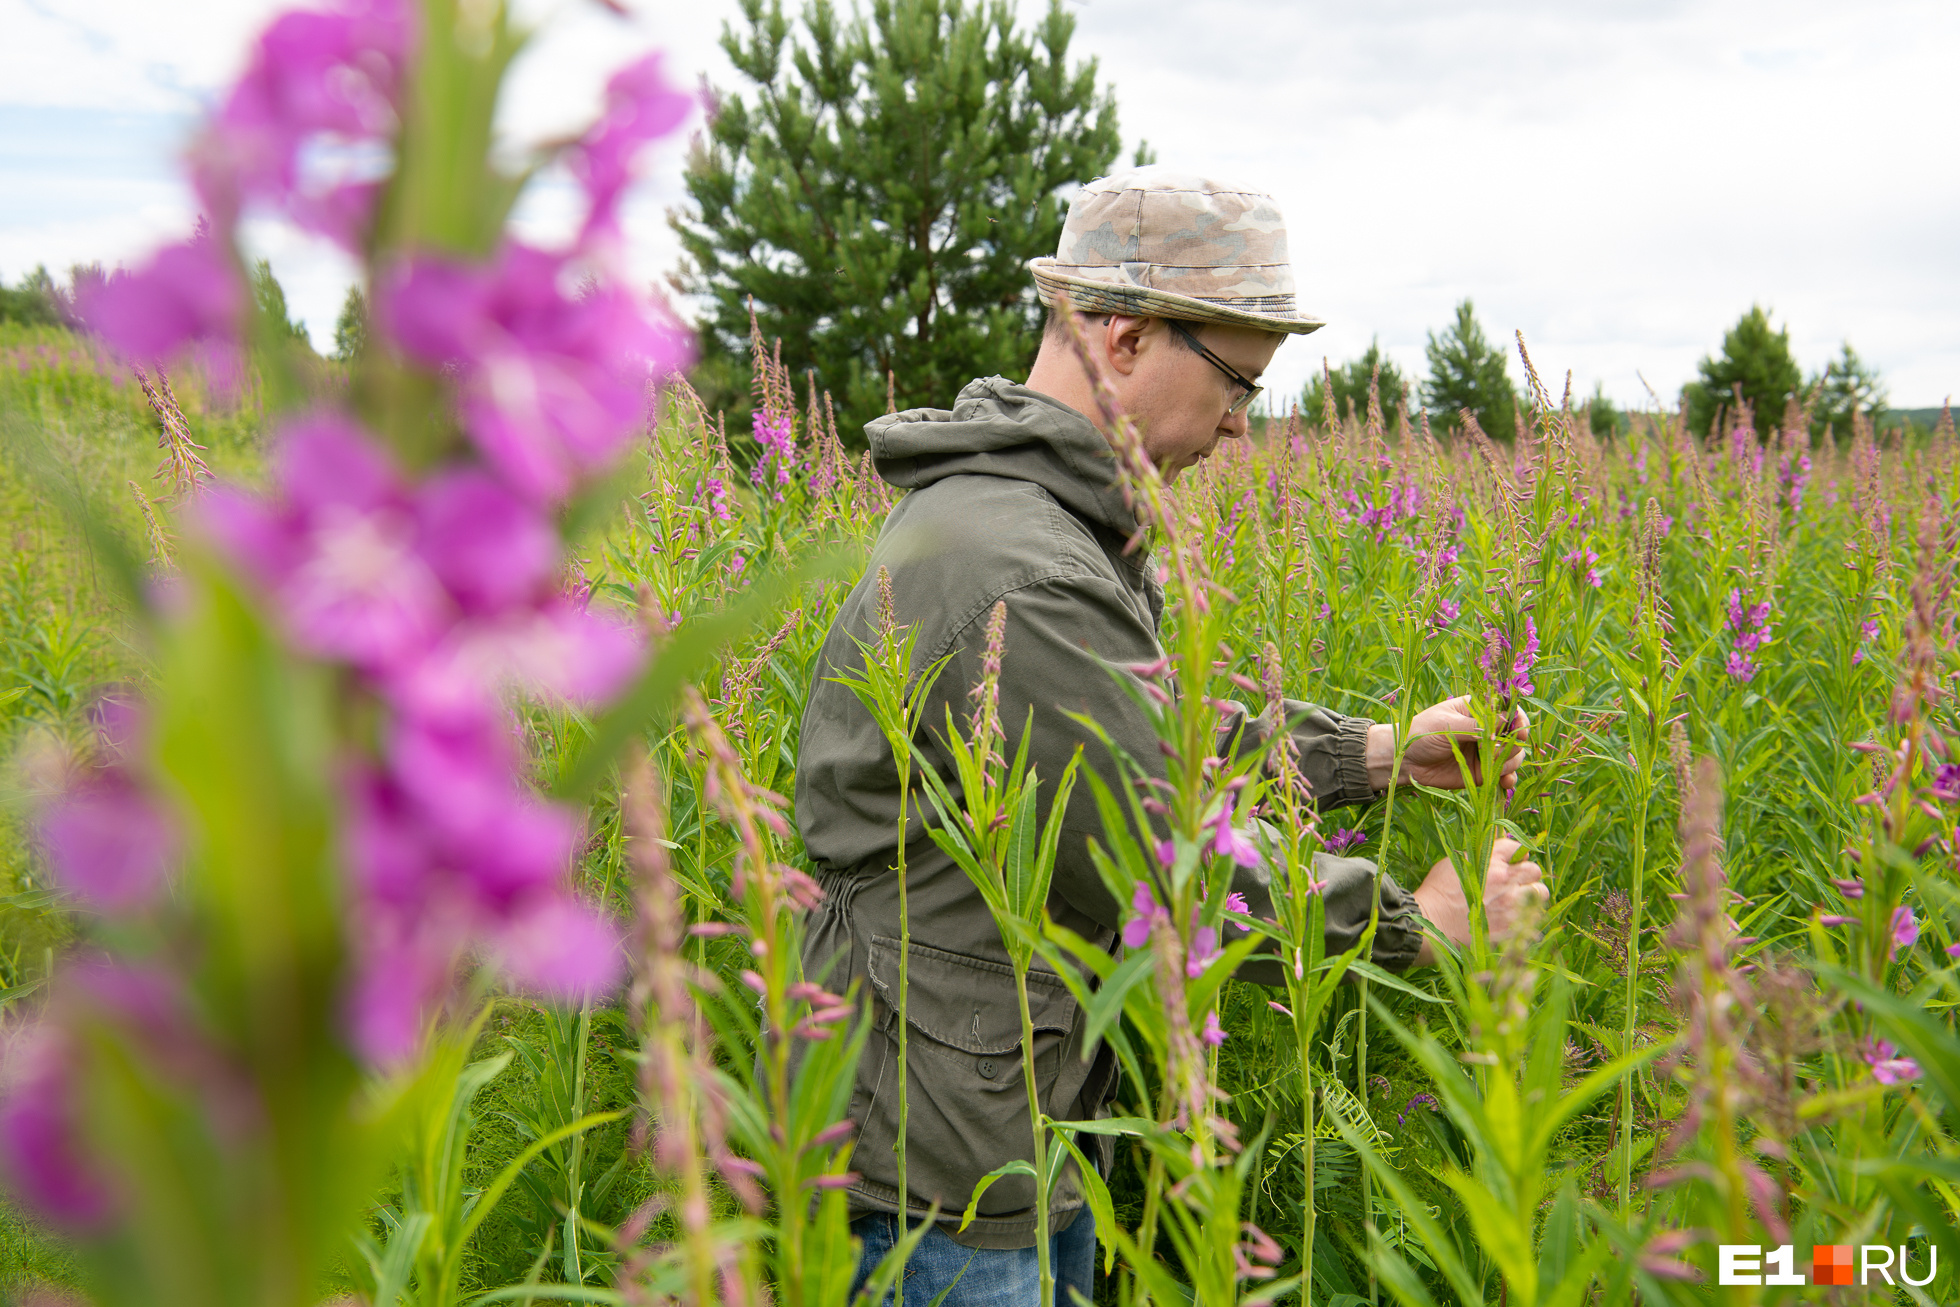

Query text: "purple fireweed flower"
[201, 414, 447, 671]
[1429, 597, 1461, 631]
[415, 468, 561, 615]
[1201, 1011, 1227, 1047]
[1723, 588, 1773, 683]
[1186, 920, 1221, 978]
[1206, 796, 1263, 869]
[1892, 905, 1919, 959]
[1930, 763, 1960, 801]
[1779, 450, 1812, 513]
[1477, 617, 1539, 699]
[1324, 827, 1365, 854]
[1123, 880, 1169, 949]
[1831, 877, 1865, 900]
[1561, 544, 1602, 588]
[37, 769, 177, 911]
[1866, 1038, 1922, 1085]
[703, 475, 732, 521]
[563, 53, 693, 246]
[750, 408, 797, 497]
[76, 233, 244, 364]
[1224, 890, 1249, 915]
[1853, 615, 1881, 665]
[191, 0, 413, 245]
[0, 1025, 116, 1227]
[379, 243, 691, 502]
[1818, 914, 1857, 927]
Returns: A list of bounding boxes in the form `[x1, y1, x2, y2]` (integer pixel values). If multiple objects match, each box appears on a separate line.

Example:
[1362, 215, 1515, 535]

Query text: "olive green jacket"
[794, 377, 1425, 1248]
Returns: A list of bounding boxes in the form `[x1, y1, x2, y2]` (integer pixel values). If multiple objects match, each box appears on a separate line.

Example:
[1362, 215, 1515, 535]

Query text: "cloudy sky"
[3, 0, 1955, 411]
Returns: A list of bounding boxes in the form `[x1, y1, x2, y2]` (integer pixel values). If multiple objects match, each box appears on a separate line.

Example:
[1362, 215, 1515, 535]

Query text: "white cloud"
[2, 0, 1953, 404]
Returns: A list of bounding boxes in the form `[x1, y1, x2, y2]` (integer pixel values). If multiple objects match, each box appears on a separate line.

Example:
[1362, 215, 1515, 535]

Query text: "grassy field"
[4, 312, 1959, 1303]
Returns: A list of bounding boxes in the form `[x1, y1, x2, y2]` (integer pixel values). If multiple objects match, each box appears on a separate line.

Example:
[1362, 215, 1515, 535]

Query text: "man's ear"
[1102, 314, 1152, 378]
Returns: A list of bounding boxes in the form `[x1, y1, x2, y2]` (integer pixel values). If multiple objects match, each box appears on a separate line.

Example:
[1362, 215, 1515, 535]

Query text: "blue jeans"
[849, 1209, 1097, 1306]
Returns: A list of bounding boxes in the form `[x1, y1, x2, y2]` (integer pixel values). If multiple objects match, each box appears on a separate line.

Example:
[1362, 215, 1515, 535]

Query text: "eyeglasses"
[1164, 319, 1263, 417]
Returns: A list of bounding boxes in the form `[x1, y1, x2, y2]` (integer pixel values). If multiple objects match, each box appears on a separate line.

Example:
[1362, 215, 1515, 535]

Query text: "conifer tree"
[1682, 304, 1802, 437]
[1302, 338, 1411, 426]
[673, 0, 1124, 439]
[1421, 299, 1517, 438]
[1810, 341, 1887, 443]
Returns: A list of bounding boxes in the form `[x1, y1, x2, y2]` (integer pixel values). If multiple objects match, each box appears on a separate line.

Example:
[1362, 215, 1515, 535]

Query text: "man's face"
[1116, 318, 1283, 481]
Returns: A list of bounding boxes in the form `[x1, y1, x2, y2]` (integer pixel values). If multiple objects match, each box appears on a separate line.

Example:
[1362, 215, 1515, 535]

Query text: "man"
[794, 169, 1548, 1305]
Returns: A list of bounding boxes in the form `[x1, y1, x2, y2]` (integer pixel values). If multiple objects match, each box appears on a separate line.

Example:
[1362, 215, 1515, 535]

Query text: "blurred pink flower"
[379, 243, 691, 502]
[1201, 1011, 1227, 1047]
[1892, 905, 1919, 959]
[566, 53, 695, 246]
[1866, 1038, 1921, 1085]
[37, 770, 177, 911]
[490, 894, 624, 1000]
[0, 1026, 115, 1228]
[76, 235, 243, 363]
[1123, 880, 1168, 949]
[194, 0, 413, 244]
[1185, 921, 1220, 978]
[415, 469, 561, 614]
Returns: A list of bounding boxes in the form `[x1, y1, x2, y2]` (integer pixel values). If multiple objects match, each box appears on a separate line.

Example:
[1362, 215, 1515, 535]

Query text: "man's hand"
[1410, 837, 1549, 965]
[1367, 695, 1529, 791]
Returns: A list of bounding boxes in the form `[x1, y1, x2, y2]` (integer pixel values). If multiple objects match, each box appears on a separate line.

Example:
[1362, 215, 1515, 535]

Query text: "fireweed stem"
[1618, 779, 1650, 1214]
[893, 750, 913, 1302]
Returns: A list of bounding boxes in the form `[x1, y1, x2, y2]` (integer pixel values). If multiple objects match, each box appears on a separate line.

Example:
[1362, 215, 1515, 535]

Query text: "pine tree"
[1301, 338, 1410, 426]
[333, 285, 369, 363]
[1421, 299, 1517, 438]
[1682, 305, 1801, 437]
[1809, 341, 1887, 443]
[673, 0, 1123, 440]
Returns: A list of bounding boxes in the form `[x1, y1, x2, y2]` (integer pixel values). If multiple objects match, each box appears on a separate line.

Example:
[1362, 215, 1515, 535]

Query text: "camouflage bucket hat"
[1029, 168, 1322, 336]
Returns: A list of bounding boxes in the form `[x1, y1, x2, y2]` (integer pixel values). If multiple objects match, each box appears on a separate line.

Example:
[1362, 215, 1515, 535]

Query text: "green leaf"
[957, 1159, 1036, 1232]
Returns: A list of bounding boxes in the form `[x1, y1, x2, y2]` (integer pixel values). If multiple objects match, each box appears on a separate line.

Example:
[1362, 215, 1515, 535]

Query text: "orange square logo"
[1813, 1245, 1854, 1286]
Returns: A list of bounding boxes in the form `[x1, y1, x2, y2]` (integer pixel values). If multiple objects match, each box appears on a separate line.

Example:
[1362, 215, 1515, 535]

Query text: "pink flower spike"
[1267, 1000, 1294, 1018]
[1891, 905, 1919, 959]
[1201, 1011, 1227, 1047]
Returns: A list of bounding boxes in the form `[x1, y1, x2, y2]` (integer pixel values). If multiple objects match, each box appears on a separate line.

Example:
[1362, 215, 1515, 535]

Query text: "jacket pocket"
[854, 935, 1080, 1219]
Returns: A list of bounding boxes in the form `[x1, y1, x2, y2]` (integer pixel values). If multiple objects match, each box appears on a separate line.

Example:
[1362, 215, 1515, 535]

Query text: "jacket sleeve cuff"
[1313, 851, 1427, 974]
[1327, 711, 1378, 808]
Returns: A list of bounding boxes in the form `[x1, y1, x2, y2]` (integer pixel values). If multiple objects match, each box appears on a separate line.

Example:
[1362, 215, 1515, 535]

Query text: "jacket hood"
[865, 377, 1140, 541]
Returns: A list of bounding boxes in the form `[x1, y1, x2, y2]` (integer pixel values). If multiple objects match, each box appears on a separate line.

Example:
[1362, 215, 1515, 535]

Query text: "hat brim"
[1028, 259, 1323, 337]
